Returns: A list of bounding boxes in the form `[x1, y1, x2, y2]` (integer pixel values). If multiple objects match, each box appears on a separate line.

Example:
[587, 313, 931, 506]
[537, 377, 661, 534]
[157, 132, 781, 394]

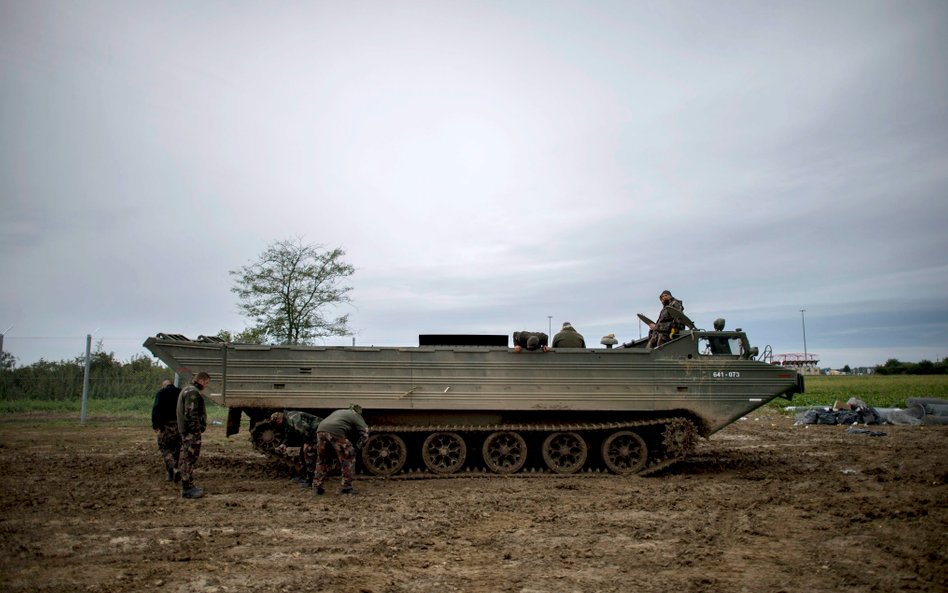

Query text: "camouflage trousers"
[647, 330, 675, 348]
[300, 441, 318, 477]
[313, 432, 356, 489]
[178, 432, 203, 484]
[156, 423, 181, 472]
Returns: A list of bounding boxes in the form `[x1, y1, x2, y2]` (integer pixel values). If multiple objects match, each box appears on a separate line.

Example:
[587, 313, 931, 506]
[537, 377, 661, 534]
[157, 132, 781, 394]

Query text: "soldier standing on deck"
[151, 379, 182, 483]
[312, 404, 369, 496]
[176, 372, 210, 499]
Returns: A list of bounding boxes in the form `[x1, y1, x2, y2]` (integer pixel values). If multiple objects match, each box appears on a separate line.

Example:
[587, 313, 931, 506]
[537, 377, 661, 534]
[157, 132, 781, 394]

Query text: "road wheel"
[601, 430, 647, 474]
[482, 431, 527, 474]
[361, 433, 407, 476]
[422, 432, 467, 474]
[542, 431, 587, 474]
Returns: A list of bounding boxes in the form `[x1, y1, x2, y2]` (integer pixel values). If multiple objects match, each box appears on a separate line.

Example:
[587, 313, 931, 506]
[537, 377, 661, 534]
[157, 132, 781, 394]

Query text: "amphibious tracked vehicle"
[144, 316, 802, 476]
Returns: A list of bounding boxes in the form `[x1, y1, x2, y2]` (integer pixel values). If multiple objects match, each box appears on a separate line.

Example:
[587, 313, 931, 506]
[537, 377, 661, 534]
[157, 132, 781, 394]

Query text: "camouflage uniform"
[175, 382, 207, 487]
[312, 408, 369, 492]
[283, 410, 322, 477]
[647, 297, 685, 348]
[151, 382, 182, 480]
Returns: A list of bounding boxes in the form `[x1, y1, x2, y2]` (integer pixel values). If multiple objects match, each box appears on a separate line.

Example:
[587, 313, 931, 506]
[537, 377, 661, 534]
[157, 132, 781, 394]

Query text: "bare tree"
[230, 238, 355, 345]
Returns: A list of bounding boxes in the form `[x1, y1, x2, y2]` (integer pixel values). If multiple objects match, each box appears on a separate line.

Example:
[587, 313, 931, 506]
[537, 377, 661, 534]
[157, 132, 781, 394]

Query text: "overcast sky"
[2, 0, 947, 370]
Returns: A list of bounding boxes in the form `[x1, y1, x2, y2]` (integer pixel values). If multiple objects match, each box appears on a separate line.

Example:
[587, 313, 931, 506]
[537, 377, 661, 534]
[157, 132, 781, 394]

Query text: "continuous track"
[250, 417, 699, 478]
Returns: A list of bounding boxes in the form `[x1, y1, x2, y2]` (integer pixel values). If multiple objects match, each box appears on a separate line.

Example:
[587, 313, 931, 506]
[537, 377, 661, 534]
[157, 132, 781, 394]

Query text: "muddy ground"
[0, 410, 945, 593]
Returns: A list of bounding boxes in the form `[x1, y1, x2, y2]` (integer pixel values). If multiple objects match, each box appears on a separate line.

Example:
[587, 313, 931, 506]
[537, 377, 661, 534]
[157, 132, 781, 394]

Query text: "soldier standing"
[647, 290, 685, 348]
[176, 371, 210, 499]
[151, 379, 182, 483]
[312, 404, 369, 496]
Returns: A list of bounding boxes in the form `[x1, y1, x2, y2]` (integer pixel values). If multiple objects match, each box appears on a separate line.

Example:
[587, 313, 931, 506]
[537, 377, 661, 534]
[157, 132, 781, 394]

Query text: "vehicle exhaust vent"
[299, 368, 312, 375]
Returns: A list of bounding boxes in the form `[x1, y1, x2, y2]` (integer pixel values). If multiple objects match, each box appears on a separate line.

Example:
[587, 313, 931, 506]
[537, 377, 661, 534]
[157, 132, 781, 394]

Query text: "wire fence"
[0, 335, 172, 400]
[1, 335, 156, 367]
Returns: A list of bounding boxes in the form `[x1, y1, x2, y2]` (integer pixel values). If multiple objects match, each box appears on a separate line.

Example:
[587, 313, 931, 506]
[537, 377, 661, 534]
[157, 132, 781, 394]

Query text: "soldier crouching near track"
[270, 410, 323, 487]
[312, 404, 369, 496]
[176, 371, 210, 499]
[152, 379, 182, 483]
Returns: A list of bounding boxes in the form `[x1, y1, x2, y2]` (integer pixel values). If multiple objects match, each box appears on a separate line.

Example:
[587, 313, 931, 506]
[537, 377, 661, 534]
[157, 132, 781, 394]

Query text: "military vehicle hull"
[144, 328, 802, 476]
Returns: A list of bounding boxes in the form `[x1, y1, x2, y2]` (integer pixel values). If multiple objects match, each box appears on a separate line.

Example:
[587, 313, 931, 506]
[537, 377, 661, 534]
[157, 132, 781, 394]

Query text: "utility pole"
[800, 309, 808, 366]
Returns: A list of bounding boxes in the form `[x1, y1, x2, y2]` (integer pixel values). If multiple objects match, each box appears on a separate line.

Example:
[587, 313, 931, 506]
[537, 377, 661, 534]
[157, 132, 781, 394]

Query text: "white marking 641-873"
[712, 371, 741, 378]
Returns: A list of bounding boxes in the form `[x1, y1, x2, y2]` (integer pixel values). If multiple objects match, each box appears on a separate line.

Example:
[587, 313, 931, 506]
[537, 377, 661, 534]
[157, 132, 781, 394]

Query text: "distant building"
[769, 352, 823, 375]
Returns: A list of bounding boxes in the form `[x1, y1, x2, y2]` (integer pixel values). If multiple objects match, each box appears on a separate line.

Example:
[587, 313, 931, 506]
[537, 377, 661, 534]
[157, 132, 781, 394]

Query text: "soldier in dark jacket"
[647, 290, 685, 348]
[151, 379, 182, 482]
[176, 372, 210, 499]
[270, 410, 323, 486]
[552, 322, 586, 348]
[312, 404, 369, 496]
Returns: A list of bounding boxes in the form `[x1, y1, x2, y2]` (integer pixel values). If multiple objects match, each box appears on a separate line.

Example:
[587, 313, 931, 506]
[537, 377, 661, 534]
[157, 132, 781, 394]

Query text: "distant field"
[769, 374, 948, 409]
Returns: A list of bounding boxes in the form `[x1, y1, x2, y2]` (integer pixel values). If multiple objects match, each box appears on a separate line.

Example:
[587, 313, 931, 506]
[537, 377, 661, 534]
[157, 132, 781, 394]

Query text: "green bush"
[0, 353, 171, 400]
[874, 357, 947, 375]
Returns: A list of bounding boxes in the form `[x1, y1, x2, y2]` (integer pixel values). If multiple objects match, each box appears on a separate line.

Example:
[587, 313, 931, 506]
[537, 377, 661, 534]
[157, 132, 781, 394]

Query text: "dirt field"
[0, 409, 944, 593]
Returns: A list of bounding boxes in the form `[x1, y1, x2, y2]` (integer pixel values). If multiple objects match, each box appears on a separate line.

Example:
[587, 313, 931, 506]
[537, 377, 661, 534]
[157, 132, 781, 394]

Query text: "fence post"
[80, 334, 92, 424]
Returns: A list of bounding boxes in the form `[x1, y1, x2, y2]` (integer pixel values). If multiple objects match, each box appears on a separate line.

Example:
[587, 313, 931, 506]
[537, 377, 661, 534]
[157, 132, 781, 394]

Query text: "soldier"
[647, 290, 685, 348]
[707, 318, 733, 355]
[312, 404, 369, 496]
[151, 378, 182, 482]
[552, 322, 586, 348]
[176, 371, 210, 499]
[270, 410, 323, 487]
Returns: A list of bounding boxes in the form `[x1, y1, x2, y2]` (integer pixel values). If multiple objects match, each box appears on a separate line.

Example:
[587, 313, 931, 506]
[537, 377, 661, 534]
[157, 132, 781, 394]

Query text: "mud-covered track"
[251, 417, 698, 477]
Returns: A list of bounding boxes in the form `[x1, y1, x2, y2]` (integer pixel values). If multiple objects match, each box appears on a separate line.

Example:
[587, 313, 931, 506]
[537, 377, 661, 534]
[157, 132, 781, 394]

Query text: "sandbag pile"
[795, 397, 884, 426]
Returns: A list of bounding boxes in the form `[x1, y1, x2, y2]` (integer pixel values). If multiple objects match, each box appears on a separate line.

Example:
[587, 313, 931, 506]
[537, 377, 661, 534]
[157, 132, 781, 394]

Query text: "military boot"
[165, 464, 175, 482]
[181, 481, 204, 499]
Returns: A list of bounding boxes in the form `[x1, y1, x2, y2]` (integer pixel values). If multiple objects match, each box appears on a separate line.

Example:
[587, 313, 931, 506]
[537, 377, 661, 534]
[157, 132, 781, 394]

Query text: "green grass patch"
[769, 374, 948, 410]
[0, 395, 228, 426]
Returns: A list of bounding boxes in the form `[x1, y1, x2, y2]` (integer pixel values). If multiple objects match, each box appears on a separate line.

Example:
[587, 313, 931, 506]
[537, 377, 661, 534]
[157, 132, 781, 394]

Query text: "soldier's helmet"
[269, 411, 284, 424]
[713, 318, 725, 331]
[349, 403, 363, 415]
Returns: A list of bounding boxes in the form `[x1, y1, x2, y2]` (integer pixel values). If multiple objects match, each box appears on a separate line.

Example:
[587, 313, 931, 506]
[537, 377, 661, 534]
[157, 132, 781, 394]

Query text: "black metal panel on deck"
[418, 334, 509, 347]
